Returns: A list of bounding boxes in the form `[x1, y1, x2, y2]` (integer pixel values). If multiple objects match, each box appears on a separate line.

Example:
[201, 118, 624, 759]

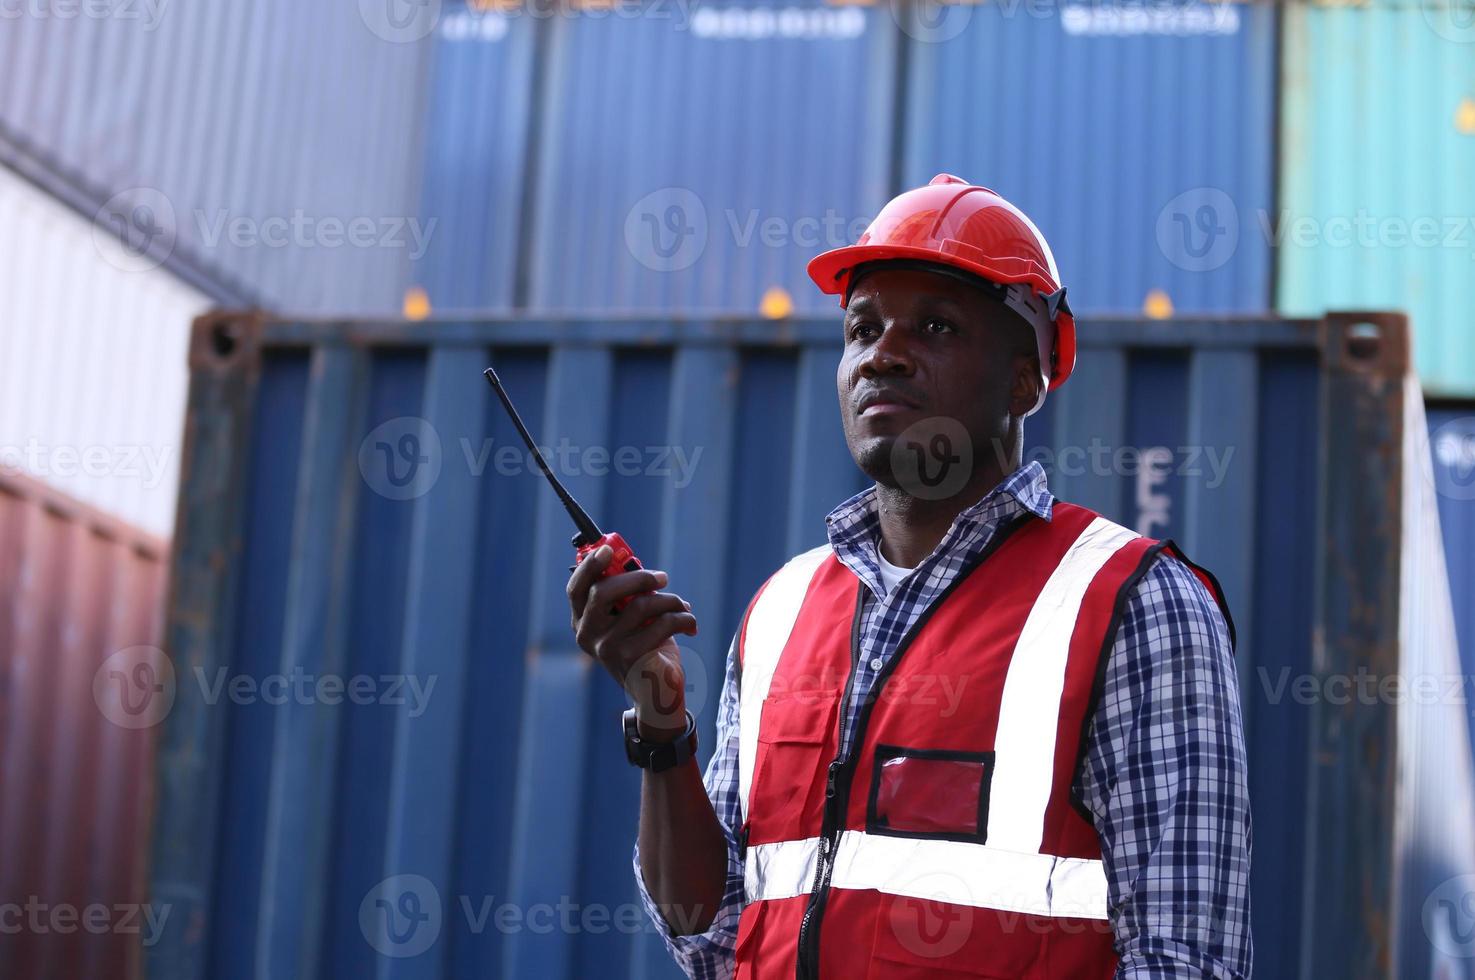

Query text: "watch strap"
[623, 708, 698, 773]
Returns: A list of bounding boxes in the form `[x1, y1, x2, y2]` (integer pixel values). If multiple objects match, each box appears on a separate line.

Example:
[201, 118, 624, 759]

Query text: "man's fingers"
[588, 568, 669, 611]
[624, 611, 698, 656]
[566, 545, 613, 619]
[605, 592, 690, 639]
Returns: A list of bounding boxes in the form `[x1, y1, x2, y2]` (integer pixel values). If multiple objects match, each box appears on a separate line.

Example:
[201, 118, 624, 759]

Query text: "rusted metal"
[0, 469, 168, 979]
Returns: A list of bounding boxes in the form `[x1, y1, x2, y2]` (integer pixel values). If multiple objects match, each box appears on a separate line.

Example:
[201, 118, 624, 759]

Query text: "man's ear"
[1008, 355, 1043, 418]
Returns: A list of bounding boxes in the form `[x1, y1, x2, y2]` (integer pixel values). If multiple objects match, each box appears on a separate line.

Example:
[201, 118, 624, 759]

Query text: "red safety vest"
[732, 503, 1231, 979]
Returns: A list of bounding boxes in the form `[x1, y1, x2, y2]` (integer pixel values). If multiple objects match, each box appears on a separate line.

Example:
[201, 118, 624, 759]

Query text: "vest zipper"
[792, 513, 1037, 980]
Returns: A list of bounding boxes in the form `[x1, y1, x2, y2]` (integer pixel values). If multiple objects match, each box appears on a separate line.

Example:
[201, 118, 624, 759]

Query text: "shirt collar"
[823, 460, 1054, 595]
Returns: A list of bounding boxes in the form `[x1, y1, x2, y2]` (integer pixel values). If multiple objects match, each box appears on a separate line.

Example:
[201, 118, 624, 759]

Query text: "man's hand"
[568, 544, 698, 739]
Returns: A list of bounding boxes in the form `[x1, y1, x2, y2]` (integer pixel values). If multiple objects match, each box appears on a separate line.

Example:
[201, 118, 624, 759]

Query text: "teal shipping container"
[143, 311, 1472, 980]
[1279, 0, 1475, 396]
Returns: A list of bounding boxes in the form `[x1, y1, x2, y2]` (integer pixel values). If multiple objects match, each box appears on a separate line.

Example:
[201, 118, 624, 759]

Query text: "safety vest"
[733, 503, 1231, 979]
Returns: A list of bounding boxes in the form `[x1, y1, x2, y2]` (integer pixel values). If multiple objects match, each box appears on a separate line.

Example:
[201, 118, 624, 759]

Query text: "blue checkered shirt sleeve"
[632, 632, 746, 980]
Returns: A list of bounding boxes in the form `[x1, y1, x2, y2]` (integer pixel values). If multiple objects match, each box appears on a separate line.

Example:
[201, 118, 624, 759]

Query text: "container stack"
[3, 0, 1474, 977]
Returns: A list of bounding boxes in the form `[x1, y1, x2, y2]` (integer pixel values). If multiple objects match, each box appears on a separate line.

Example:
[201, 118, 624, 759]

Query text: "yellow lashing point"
[760, 286, 794, 320]
[403, 286, 432, 321]
[1456, 97, 1475, 135]
[1143, 289, 1174, 320]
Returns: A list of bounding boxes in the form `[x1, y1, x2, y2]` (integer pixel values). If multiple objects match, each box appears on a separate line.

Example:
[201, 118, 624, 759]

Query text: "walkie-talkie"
[483, 367, 647, 613]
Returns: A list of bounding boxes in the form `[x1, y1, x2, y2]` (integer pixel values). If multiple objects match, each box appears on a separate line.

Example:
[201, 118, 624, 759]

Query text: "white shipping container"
[0, 163, 209, 537]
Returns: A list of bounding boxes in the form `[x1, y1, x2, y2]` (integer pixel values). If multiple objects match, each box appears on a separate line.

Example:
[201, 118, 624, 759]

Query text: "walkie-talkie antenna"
[483, 367, 604, 546]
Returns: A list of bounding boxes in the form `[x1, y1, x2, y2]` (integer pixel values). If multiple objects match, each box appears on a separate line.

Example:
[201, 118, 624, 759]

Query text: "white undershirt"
[875, 549, 916, 596]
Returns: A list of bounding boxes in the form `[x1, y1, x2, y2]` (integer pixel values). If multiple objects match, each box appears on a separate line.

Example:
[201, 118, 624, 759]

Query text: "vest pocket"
[866, 893, 1044, 979]
[866, 744, 994, 844]
[748, 692, 840, 842]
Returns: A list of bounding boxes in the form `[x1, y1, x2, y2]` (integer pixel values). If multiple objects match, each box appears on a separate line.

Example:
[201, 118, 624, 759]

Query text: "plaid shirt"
[634, 461, 1252, 979]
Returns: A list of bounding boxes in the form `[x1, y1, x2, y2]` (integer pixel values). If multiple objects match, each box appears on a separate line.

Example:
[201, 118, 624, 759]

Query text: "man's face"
[836, 265, 1040, 492]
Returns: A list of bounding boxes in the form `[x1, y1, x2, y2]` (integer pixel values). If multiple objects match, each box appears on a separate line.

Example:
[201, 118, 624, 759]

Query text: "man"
[568, 175, 1251, 978]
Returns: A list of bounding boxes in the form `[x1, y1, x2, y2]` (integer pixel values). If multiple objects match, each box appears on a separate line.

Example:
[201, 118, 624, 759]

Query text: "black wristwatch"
[623, 708, 698, 772]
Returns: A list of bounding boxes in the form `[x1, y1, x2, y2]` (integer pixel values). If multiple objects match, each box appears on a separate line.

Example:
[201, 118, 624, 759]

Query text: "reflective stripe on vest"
[737, 543, 831, 823]
[745, 832, 1108, 920]
[986, 516, 1137, 851]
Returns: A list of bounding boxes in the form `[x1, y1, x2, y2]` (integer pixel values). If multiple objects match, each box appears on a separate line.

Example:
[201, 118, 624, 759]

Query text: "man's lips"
[856, 389, 923, 417]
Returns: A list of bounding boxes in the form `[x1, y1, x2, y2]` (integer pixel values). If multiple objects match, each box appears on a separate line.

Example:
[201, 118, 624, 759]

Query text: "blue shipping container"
[902, 0, 1277, 318]
[526, 0, 897, 314]
[1428, 404, 1475, 762]
[411, 2, 538, 313]
[147, 311, 1463, 979]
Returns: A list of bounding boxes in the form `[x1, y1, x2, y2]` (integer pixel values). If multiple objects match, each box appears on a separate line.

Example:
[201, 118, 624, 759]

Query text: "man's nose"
[858, 324, 917, 378]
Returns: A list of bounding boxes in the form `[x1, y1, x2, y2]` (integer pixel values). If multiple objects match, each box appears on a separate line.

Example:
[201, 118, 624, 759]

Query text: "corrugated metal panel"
[901, 0, 1277, 318]
[1279, 1, 1475, 397]
[146, 309, 1469, 979]
[527, 0, 897, 314]
[1398, 390, 1475, 980]
[0, 162, 208, 537]
[410, 2, 538, 313]
[0, 1, 431, 314]
[1428, 404, 1475, 763]
[0, 468, 169, 980]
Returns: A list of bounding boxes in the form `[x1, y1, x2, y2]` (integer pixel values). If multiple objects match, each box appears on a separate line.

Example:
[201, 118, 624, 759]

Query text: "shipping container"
[901, 0, 1277, 319]
[0, 0, 431, 314]
[0, 468, 169, 980]
[1427, 402, 1475, 761]
[525, 0, 898, 315]
[410, 1, 538, 313]
[144, 308, 1473, 979]
[1279, 0, 1475, 397]
[0, 162, 207, 537]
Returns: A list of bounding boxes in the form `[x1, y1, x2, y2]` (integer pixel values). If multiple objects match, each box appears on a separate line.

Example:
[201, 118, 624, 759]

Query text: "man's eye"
[925, 318, 956, 335]
[849, 322, 880, 340]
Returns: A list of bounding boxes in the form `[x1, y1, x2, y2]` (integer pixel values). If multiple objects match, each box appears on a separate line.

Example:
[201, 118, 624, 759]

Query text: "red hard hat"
[808, 174, 1075, 414]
